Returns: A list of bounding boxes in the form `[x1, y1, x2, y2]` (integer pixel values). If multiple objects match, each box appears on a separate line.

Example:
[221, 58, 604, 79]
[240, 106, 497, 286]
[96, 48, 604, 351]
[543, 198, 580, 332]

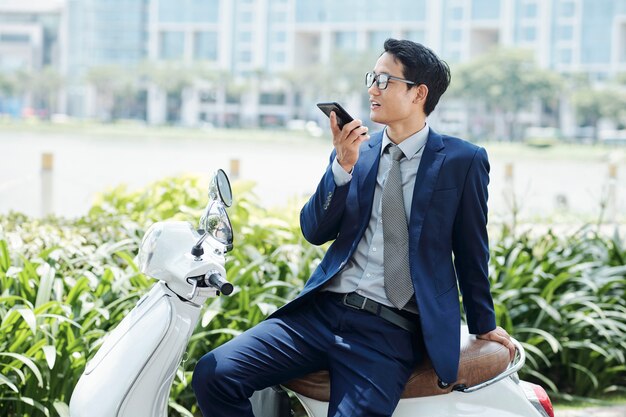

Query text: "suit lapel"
[356, 132, 383, 223]
[409, 129, 446, 248]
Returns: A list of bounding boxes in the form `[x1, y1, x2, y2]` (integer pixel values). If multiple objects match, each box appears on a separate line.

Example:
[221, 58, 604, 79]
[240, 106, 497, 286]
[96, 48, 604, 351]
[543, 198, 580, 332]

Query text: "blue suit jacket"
[271, 128, 496, 383]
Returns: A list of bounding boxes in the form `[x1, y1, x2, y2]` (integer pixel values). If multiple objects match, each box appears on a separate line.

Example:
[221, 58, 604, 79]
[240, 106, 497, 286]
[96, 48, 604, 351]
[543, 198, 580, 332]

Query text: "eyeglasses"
[365, 72, 416, 90]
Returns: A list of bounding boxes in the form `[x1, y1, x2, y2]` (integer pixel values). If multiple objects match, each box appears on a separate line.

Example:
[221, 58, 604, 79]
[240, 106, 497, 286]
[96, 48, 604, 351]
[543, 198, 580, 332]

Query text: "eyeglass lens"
[365, 72, 389, 89]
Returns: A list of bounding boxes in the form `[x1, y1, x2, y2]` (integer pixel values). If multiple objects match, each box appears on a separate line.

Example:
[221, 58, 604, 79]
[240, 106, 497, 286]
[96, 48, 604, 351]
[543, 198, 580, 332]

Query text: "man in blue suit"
[192, 38, 515, 417]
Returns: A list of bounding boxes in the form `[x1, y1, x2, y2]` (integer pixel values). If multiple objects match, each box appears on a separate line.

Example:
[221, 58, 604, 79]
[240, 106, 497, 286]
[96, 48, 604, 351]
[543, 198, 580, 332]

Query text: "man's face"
[368, 52, 419, 126]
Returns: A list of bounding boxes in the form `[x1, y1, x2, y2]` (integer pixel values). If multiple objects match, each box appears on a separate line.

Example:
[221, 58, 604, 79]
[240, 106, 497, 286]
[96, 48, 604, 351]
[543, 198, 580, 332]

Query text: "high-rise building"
[0, 0, 624, 127]
[0, 0, 64, 116]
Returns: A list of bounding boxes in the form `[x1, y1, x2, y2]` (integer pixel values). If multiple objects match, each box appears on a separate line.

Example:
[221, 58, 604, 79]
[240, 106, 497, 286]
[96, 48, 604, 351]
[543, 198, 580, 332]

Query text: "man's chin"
[369, 111, 384, 124]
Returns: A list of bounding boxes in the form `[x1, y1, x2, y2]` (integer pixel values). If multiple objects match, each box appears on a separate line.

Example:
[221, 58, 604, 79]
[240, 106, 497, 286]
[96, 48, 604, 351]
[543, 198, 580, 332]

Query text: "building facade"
[0, 0, 625, 128]
[0, 0, 65, 116]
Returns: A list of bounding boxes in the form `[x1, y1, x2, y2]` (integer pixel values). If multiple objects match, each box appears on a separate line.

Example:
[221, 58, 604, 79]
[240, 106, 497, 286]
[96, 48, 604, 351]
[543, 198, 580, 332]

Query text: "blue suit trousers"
[192, 292, 424, 417]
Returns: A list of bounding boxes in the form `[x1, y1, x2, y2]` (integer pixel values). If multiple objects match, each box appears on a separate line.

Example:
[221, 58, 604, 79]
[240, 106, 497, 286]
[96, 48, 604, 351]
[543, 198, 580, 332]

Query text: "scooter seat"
[282, 326, 511, 400]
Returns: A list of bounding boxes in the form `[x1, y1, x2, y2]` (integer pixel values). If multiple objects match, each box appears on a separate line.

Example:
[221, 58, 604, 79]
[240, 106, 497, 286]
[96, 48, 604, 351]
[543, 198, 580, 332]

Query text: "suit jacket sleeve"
[300, 150, 351, 246]
[452, 146, 497, 335]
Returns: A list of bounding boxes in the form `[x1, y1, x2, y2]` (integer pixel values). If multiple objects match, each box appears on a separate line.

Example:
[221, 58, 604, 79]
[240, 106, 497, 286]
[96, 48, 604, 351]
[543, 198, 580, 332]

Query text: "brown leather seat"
[283, 326, 511, 400]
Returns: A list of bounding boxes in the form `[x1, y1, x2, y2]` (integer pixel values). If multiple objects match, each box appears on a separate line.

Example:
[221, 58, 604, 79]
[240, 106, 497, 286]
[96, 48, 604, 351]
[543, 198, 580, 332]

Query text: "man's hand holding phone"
[330, 111, 369, 173]
[317, 102, 369, 173]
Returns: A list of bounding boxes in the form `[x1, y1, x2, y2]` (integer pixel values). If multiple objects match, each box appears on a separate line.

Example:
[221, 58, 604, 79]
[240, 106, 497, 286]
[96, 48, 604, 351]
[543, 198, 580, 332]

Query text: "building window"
[449, 29, 462, 42]
[521, 26, 536, 41]
[259, 92, 286, 105]
[240, 11, 253, 23]
[334, 31, 357, 50]
[446, 50, 461, 62]
[557, 48, 572, 64]
[558, 1, 575, 17]
[239, 31, 252, 42]
[194, 31, 218, 61]
[404, 30, 425, 44]
[556, 25, 573, 41]
[471, 0, 500, 20]
[368, 31, 392, 48]
[226, 93, 240, 104]
[199, 90, 217, 104]
[450, 6, 463, 20]
[160, 31, 184, 60]
[0, 33, 30, 43]
[271, 31, 287, 43]
[272, 11, 287, 21]
[239, 50, 252, 63]
[522, 2, 537, 18]
[272, 50, 286, 63]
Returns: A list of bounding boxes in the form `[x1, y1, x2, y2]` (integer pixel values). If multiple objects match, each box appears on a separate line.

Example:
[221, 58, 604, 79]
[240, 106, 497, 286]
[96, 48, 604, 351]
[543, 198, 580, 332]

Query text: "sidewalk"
[557, 405, 626, 417]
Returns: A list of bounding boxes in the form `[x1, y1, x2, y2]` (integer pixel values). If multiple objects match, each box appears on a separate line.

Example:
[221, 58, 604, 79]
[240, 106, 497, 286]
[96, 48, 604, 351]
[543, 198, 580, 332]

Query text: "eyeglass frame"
[365, 71, 416, 90]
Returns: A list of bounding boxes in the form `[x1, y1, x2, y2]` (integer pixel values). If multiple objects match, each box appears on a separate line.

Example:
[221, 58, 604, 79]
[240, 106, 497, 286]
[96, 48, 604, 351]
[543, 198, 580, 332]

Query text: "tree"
[570, 74, 626, 141]
[450, 48, 562, 141]
[281, 49, 379, 121]
[31, 67, 64, 117]
[138, 61, 198, 124]
[86, 65, 129, 121]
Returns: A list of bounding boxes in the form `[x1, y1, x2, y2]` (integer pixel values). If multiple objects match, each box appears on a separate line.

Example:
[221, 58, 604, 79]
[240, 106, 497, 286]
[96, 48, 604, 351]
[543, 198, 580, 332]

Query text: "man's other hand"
[477, 326, 516, 361]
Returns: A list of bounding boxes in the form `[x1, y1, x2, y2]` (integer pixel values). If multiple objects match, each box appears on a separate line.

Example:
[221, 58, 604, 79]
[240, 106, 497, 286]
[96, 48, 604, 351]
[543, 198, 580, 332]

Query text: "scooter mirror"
[209, 169, 232, 207]
[200, 202, 234, 251]
[197, 169, 234, 253]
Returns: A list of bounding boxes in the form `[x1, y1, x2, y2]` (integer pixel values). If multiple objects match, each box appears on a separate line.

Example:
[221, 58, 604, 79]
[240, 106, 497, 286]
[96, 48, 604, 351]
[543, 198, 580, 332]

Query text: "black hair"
[383, 38, 451, 115]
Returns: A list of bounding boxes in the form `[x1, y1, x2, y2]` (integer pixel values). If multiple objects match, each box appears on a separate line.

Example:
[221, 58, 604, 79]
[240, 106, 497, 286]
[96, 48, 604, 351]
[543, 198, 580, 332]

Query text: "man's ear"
[413, 84, 428, 104]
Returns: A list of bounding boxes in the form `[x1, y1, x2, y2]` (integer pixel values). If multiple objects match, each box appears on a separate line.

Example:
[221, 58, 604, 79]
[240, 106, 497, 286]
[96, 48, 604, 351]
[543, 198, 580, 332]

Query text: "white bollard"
[607, 163, 617, 224]
[230, 158, 240, 181]
[41, 153, 54, 217]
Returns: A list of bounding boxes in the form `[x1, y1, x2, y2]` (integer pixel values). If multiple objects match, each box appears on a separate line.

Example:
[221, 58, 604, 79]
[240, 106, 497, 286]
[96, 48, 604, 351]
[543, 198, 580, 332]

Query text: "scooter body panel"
[293, 377, 543, 417]
[70, 282, 202, 417]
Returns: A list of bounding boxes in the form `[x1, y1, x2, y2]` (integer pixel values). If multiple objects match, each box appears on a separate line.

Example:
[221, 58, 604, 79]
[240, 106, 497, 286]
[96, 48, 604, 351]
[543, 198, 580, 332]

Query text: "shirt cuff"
[332, 157, 352, 186]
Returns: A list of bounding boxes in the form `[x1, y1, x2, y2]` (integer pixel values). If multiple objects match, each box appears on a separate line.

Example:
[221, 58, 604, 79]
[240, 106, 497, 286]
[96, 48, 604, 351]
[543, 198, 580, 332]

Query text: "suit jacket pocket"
[431, 187, 457, 201]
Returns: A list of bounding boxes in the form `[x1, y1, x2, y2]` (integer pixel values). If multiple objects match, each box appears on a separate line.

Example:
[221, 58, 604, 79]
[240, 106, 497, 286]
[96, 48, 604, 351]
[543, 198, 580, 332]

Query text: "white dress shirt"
[323, 124, 430, 312]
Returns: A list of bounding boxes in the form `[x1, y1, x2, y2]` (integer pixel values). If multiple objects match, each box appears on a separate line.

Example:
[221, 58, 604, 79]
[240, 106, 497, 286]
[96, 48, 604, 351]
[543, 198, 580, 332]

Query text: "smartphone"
[316, 102, 355, 131]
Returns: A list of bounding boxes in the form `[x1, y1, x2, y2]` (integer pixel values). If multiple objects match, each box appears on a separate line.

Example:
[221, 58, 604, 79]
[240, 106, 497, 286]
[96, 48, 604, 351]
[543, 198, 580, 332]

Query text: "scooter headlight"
[138, 223, 163, 273]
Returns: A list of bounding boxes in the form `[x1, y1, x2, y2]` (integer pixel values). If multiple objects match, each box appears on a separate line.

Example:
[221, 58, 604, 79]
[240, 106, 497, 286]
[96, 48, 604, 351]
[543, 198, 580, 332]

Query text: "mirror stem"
[192, 232, 210, 259]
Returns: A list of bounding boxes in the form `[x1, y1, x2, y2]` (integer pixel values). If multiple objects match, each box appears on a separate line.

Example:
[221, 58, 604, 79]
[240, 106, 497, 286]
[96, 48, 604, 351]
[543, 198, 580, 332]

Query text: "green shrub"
[0, 176, 624, 416]
[491, 225, 626, 399]
[0, 177, 323, 416]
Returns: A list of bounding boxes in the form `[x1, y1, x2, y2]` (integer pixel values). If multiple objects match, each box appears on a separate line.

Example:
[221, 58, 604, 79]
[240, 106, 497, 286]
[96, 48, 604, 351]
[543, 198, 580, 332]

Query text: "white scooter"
[69, 169, 555, 417]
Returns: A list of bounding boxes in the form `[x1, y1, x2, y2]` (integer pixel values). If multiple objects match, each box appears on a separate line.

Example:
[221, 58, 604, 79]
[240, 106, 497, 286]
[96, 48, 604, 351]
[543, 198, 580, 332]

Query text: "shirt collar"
[381, 124, 430, 160]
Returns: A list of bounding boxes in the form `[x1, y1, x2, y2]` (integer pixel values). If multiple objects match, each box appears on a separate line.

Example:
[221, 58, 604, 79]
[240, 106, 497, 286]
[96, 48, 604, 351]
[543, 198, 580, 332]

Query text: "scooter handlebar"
[206, 272, 234, 296]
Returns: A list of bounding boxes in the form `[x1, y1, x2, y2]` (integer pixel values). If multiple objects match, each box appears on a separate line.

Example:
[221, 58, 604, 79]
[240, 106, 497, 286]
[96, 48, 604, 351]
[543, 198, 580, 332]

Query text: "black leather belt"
[330, 292, 418, 333]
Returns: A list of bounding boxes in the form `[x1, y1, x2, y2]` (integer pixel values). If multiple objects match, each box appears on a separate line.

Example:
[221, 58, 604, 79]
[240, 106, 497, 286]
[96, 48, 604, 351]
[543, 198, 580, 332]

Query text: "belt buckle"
[342, 293, 367, 310]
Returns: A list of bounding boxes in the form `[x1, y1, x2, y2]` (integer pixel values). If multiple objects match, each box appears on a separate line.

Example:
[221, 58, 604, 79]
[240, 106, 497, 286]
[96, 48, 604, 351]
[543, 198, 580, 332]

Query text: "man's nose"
[368, 83, 380, 95]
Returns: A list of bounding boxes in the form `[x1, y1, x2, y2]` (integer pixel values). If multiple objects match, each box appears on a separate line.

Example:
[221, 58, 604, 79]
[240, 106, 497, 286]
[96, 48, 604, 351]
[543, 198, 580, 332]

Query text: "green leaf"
[0, 373, 18, 392]
[516, 327, 561, 353]
[15, 306, 37, 336]
[0, 239, 10, 272]
[0, 352, 44, 387]
[201, 309, 220, 327]
[2, 396, 50, 416]
[524, 369, 558, 393]
[53, 400, 71, 417]
[569, 363, 599, 389]
[43, 345, 57, 369]
[35, 263, 56, 308]
[168, 400, 194, 417]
